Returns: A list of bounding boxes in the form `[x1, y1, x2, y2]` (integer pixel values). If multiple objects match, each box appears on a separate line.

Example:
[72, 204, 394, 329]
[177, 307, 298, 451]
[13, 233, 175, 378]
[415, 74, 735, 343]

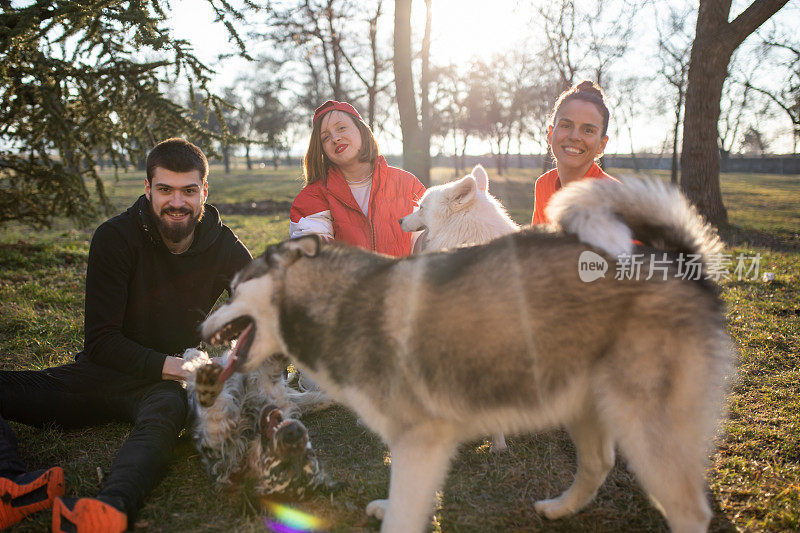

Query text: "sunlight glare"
[417, 0, 530, 64]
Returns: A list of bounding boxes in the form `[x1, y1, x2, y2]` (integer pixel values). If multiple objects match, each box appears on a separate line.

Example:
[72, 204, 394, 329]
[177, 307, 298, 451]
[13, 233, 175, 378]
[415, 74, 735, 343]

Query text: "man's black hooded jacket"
[78, 195, 252, 382]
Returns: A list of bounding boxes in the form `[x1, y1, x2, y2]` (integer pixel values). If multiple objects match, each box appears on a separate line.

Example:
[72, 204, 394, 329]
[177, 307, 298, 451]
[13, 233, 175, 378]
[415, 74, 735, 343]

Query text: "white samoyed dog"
[402, 165, 520, 252]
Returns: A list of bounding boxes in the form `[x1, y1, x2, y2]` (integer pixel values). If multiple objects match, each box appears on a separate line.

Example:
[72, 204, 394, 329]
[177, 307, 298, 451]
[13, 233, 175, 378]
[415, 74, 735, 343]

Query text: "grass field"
[1, 165, 798, 532]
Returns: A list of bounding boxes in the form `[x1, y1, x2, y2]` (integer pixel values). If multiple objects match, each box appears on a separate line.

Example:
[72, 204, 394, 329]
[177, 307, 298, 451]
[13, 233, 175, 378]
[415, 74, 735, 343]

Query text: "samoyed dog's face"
[399, 165, 489, 234]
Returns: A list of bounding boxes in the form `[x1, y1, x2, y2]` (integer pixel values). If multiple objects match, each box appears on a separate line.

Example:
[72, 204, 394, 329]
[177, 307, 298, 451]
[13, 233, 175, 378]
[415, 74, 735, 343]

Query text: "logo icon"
[578, 251, 608, 282]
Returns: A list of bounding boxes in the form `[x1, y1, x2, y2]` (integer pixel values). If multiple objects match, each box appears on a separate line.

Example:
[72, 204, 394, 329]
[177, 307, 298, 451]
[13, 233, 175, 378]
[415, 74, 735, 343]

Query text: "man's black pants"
[0, 357, 187, 521]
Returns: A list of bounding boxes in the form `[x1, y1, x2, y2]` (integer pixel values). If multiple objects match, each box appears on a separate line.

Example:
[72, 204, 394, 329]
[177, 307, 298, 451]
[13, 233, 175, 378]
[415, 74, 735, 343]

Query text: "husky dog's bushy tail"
[547, 177, 722, 262]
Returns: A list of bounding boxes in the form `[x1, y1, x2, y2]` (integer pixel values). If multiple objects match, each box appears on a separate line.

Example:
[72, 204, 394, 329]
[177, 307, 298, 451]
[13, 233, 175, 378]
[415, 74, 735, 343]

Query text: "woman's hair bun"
[575, 80, 604, 100]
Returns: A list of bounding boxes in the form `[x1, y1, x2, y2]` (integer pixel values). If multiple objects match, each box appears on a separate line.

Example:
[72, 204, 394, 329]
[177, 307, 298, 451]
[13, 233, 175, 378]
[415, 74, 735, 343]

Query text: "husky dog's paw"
[365, 499, 388, 520]
[534, 496, 576, 520]
[195, 362, 224, 407]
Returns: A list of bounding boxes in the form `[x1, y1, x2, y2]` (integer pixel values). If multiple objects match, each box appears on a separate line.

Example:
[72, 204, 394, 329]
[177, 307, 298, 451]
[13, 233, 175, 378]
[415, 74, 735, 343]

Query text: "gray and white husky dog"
[183, 349, 335, 499]
[400, 164, 519, 452]
[201, 177, 732, 533]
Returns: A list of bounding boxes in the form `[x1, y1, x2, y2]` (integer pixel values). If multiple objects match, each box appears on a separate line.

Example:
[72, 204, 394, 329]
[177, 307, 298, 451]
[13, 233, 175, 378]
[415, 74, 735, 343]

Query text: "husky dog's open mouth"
[207, 315, 254, 382]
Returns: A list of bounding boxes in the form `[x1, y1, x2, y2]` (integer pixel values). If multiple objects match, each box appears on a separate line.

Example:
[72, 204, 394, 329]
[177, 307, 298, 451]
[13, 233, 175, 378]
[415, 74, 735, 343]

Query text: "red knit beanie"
[312, 100, 364, 125]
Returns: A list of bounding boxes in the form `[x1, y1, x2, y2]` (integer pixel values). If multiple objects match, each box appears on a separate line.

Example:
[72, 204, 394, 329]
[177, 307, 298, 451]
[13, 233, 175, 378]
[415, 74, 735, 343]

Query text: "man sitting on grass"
[0, 138, 252, 531]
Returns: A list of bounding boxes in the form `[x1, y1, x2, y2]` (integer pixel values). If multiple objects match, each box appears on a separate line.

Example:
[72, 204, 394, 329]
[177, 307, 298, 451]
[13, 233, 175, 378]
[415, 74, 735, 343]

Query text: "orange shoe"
[0, 467, 65, 528]
[51, 497, 127, 533]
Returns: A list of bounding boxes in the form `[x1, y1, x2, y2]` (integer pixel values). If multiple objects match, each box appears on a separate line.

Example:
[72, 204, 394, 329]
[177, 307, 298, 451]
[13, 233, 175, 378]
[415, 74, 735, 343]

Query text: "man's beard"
[152, 202, 205, 244]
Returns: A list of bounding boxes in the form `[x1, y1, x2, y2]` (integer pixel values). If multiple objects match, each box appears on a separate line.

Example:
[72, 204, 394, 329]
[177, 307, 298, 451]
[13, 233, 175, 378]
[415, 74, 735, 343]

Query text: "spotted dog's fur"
[183, 349, 336, 498]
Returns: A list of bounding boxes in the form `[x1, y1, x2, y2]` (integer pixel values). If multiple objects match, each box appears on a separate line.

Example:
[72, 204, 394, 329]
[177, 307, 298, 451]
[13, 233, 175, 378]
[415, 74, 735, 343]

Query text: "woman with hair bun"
[531, 80, 618, 225]
[290, 100, 425, 257]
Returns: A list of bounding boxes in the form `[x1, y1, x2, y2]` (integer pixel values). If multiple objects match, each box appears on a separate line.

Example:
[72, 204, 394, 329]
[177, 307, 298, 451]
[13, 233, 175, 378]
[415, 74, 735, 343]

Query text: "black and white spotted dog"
[183, 348, 337, 499]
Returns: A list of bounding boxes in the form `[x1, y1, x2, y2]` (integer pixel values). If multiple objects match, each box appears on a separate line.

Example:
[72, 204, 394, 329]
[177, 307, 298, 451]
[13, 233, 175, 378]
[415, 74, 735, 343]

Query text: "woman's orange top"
[531, 162, 617, 225]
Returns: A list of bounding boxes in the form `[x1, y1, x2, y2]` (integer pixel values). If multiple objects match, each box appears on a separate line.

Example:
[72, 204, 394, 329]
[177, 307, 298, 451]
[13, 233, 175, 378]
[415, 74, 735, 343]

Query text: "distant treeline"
[165, 153, 800, 176]
[421, 153, 800, 176]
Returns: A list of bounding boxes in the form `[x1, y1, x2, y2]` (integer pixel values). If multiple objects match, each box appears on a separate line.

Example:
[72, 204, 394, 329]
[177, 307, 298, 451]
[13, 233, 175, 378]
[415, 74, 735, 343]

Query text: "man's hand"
[162, 356, 189, 381]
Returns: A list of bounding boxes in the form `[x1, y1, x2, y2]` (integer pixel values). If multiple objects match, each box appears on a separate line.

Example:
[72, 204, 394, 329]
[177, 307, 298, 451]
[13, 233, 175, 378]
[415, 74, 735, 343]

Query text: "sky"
[166, 0, 799, 156]
[168, 0, 532, 76]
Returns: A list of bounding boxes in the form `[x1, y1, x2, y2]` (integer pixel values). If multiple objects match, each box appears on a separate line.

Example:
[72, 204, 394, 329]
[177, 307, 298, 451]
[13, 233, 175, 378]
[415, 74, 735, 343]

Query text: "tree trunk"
[460, 134, 469, 174]
[490, 140, 502, 175]
[720, 149, 730, 172]
[630, 150, 640, 173]
[393, 0, 430, 185]
[542, 145, 551, 173]
[367, 0, 382, 130]
[452, 130, 460, 176]
[671, 86, 683, 184]
[680, 0, 789, 226]
[503, 134, 512, 171]
[326, 3, 346, 101]
[222, 144, 231, 174]
[680, 43, 727, 221]
[419, 0, 432, 182]
[245, 142, 252, 171]
[627, 127, 640, 173]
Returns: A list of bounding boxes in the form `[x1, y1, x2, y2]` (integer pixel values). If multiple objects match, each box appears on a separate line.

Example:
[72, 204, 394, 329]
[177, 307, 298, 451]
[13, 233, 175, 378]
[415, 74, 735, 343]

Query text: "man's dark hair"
[146, 138, 209, 183]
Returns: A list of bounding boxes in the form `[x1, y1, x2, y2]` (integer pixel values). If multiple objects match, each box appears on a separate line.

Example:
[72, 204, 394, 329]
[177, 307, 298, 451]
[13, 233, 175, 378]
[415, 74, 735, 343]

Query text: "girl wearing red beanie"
[290, 100, 425, 257]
